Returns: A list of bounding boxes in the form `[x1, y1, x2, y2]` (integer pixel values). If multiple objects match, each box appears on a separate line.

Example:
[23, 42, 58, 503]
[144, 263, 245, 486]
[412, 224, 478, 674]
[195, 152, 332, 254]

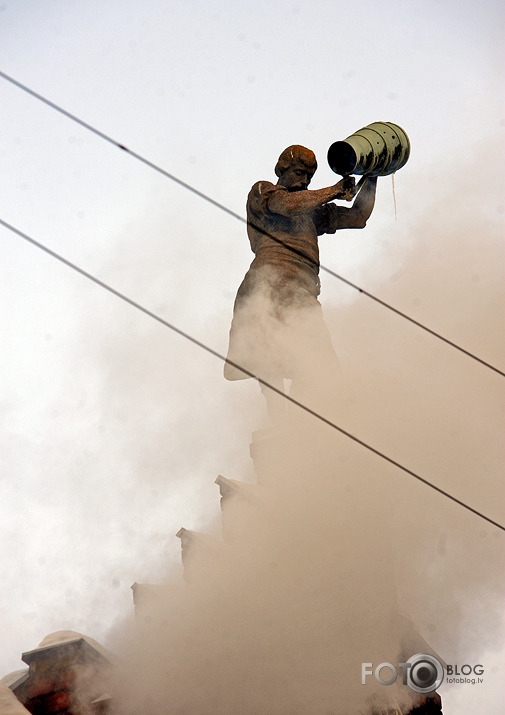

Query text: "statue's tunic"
[224, 181, 343, 381]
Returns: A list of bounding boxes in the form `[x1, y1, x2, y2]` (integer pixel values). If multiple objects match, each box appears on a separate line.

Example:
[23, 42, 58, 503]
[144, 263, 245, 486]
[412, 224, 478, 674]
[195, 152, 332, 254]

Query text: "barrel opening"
[327, 141, 357, 176]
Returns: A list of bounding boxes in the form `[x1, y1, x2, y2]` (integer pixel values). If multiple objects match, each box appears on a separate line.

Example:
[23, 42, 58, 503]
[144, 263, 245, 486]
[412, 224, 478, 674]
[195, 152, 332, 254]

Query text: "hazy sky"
[1, 1, 504, 713]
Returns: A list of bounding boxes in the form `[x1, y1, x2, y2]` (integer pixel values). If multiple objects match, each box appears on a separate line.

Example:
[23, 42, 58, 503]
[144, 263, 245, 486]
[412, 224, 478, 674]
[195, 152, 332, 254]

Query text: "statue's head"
[275, 145, 317, 191]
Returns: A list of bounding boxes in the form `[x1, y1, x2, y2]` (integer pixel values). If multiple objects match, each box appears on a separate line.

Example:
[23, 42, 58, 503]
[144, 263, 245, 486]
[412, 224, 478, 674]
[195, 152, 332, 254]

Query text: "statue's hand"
[334, 175, 356, 201]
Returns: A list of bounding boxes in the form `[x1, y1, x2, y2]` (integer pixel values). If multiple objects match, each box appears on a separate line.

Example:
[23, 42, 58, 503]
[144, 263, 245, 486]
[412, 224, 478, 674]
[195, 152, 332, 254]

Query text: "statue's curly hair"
[274, 145, 317, 177]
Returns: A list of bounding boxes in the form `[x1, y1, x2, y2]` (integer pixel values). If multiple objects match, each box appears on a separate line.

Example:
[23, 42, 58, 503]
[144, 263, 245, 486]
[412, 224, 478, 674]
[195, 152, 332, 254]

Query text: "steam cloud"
[93, 152, 504, 713]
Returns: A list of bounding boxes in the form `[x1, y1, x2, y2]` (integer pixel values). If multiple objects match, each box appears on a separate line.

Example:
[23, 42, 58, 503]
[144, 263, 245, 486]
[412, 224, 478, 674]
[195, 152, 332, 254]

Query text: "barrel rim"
[327, 140, 358, 175]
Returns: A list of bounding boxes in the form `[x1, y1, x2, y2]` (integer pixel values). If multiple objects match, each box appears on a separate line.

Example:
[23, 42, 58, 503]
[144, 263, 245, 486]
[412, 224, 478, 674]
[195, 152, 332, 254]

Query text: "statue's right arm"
[268, 178, 355, 217]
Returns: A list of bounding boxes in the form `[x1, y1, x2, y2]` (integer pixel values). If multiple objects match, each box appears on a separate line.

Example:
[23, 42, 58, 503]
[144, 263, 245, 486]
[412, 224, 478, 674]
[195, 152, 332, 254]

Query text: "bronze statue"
[224, 145, 377, 420]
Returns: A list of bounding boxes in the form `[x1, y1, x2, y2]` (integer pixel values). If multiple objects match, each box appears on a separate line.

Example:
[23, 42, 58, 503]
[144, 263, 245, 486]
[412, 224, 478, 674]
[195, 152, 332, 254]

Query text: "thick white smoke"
[109, 408, 434, 714]
[94, 147, 503, 713]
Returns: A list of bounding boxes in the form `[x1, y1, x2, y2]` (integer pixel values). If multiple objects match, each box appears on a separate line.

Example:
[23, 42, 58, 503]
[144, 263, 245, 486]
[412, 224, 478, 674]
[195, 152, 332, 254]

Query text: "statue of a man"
[224, 145, 377, 420]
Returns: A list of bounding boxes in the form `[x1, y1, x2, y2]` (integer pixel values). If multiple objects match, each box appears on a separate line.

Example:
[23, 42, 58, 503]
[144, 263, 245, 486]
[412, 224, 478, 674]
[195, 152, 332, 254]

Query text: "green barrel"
[327, 121, 410, 176]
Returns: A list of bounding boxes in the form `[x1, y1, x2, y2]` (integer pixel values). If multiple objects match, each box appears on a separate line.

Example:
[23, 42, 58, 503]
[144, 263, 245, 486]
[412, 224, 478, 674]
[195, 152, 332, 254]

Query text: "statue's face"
[279, 166, 315, 191]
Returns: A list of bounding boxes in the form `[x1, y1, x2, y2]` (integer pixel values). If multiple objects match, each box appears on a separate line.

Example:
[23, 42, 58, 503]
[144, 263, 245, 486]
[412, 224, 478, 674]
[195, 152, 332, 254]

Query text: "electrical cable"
[1, 69, 503, 379]
[1, 216, 504, 534]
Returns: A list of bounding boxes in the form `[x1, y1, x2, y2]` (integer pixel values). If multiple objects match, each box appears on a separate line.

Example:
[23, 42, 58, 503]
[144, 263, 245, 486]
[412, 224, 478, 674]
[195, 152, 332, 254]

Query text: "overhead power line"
[1, 69, 503, 379]
[1, 216, 504, 534]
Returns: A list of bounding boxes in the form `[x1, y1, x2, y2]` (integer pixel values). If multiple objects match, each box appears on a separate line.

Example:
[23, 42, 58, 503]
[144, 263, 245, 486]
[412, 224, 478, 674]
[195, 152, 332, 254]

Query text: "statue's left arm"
[316, 176, 377, 233]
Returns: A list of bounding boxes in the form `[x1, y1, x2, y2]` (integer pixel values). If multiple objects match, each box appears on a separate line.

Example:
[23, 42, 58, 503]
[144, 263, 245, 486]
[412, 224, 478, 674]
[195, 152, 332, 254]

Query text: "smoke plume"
[91, 150, 505, 714]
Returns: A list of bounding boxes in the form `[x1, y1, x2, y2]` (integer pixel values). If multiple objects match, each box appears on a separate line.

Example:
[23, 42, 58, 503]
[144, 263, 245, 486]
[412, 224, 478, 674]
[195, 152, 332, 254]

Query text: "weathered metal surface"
[328, 121, 410, 176]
